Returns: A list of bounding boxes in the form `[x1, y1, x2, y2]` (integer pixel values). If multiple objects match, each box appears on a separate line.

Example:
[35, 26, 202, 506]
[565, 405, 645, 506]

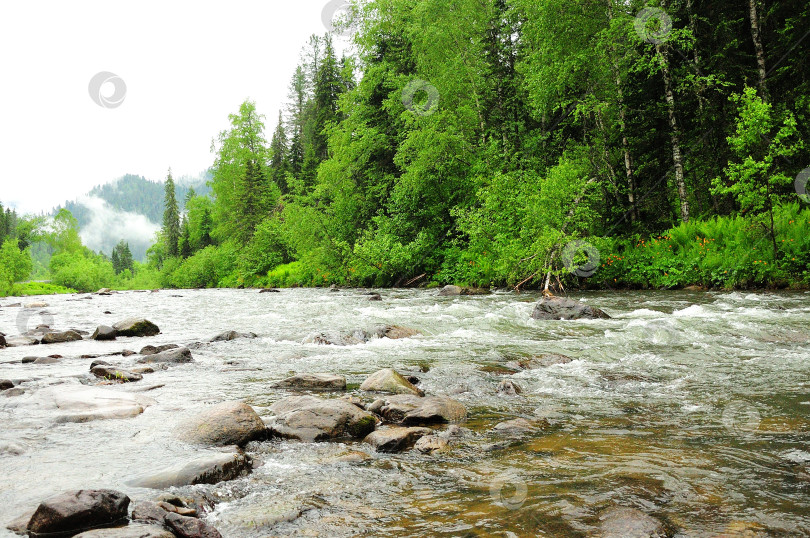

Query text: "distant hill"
[54, 172, 212, 261]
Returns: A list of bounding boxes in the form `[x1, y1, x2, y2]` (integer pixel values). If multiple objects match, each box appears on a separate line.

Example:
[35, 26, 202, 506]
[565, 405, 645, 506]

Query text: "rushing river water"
[0, 289, 809, 537]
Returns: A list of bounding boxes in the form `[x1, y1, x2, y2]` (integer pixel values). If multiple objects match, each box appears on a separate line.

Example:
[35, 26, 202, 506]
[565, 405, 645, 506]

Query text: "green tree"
[163, 170, 181, 257]
[112, 240, 134, 274]
[0, 238, 33, 296]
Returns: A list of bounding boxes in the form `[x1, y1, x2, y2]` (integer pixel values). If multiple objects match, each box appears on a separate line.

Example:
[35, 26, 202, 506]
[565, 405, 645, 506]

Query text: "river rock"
[91, 366, 143, 383]
[1, 379, 14, 390]
[128, 450, 251, 488]
[0, 334, 6, 347]
[530, 296, 610, 320]
[90, 360, 111, 369]
[177, 401, 266, 447]
[25, 302, 49, 308]
[437, 285, 490, 296]
[209, 331, 257, 342]
[139, 344, 179, 356]
[2, 388, 25, 397]
[259, 288, 280, 293]
[112, 318, 160, 337]
[92, 326, 117, 341]
[370, 395, 467, 425]
[164, 513, 222, 538]
[596, 506, 667, 538]
[368, 293, 382, 301]
[413, 434, 450, 454]
[272, 373, 347, 391]
[41, 330, 83, 344]
[74, 523, 175, 538]
[23, 489, 130, 537]
[96, 288, 113, 294]
[266, 395, 377, 442]
[40, 385, 155, 422]
[136, 347, 192, 364]
[33, 357, 60, 364]
[497, 379, 522, 395]
[360, 368, 423, 396]
[5, 335, 39, 347]
[363, 426, 432, 452]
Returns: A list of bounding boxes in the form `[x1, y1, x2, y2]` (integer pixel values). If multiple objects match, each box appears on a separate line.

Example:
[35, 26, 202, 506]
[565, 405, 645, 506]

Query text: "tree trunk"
[747, 0, 769, 99]
[657, 43, 690, 223]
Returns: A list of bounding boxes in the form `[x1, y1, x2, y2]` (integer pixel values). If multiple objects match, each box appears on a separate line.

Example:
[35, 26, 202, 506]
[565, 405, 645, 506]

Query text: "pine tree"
[270, 111, 290, 193]
[179, 216, 192, 258]
[162, 169, 181, 257]
[111, 240, 134, 274]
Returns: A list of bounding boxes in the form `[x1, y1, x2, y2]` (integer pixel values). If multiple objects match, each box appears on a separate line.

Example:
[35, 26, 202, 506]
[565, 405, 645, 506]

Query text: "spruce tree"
[179, 216, 192, 258]
[162, 169, 181, 257]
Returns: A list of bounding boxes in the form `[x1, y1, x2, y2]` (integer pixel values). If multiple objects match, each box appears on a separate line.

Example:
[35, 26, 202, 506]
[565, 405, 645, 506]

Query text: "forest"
[2, 0, 809, 295]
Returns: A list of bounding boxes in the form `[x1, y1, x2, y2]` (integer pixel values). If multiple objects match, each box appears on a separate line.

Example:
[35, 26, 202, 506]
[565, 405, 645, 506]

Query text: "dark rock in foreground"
[364, 426, 432, 452]
[1, 380, 15, 391]
[112, 318, 160, 337]
[22, 489, 129, 537]
[92, 326, 117, 341]
[531, 296, 610, 320]
[128, 450, 251, 488]
[272, 373, 347, 391]
[74, 523, 174, 537]
[597, 506, 668, 538]
[266, 395, 377, 442]
[177, 401, 266, 447]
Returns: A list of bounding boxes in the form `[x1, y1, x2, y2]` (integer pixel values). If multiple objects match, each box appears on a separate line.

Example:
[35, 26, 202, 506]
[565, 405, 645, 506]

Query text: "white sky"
[0, 0, 349, 215]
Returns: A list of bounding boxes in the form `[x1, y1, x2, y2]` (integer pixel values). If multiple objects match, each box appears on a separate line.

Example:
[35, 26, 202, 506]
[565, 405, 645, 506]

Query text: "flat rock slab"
[368, 395, 467, 425]
[74, 523, 175, 538]
[34, 385, 155, 423]
[273, 373, 347, 391]
[177, 401, 266, 447]
[364, 426, 432, 452]
[136, 347, 192, 365]
[360, 368, 423, 396]
[531, 296, 610, 320]
[597, 507, 668, 538]
[266, 395, 377, 442]
[91, 366, 143, 383]
[129, 450, 251, 488]
[41, 330, 83, 344]
[491, 418, 550, 437]
[112, 318, 160, 337]
[23, 489, 130, 537]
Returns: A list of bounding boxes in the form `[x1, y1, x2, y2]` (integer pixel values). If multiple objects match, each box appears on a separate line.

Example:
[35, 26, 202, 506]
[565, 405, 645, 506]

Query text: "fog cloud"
[76, 196, 160, 261]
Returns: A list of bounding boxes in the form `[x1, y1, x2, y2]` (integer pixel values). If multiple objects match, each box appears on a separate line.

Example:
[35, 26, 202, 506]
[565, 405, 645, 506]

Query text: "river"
[1, 289, 809, 536]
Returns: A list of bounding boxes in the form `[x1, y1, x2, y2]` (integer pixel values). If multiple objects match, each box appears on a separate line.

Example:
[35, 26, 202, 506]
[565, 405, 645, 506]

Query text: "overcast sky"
[0, 0, 349, 215]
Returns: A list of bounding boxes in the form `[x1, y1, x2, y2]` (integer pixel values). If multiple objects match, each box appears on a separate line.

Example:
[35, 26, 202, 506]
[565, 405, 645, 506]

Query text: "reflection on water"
[1, 289, 809, 536]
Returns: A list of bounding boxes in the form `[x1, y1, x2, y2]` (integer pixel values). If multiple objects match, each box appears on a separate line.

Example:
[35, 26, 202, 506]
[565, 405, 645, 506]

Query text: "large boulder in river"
[177, 401, 266, 447]
[92, 326, 117, 341]
[128, 450, 252, 488]
[596, 506, 668, 538]
[368, 395, 467, 425]
[360, 368, 423, 396]
[266, 395, 377, 442]
[22, 489, 130, 537]
[36, 385, 155, 423]
[136, 347, 192, 364]
[530, 296, 610, 320]
[363, 426, 432, 453]
[41, 330, 83, 344]
[272, 373, 347, 391]
[112, 318, 160, 337]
